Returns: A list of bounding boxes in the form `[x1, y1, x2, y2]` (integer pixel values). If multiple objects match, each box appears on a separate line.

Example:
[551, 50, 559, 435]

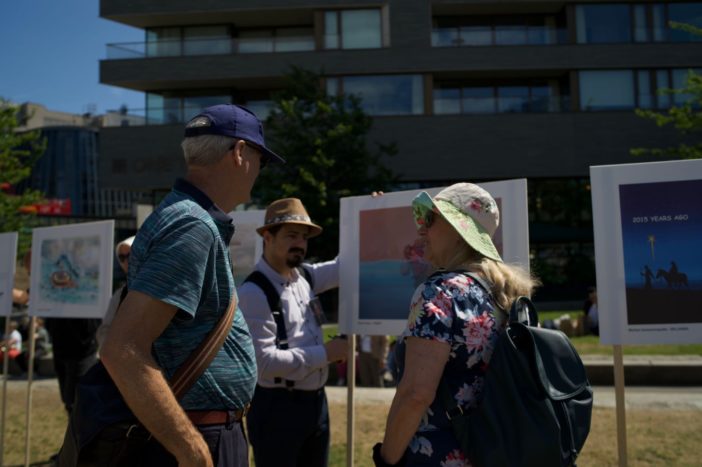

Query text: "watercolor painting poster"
[0, 232, 18, 317]
[339, 179, 529, 336]
[591, 159, 702, 344]
[29, 221, 114, 318]
[228, 209, 265, 287]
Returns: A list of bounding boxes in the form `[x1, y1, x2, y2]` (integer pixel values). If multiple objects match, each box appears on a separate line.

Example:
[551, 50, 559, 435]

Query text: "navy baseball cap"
[184, 104, 285, 164]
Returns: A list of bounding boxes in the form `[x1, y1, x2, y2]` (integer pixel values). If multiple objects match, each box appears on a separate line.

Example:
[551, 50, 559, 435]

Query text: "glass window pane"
[275, 28, 315, 52]
[495, 26, 527, 45]
[238, 30, 274, 53]
[668, 3, 702, 42]
[579, 70, 635, 110]
[324, 12, 339, 49]
[576, 5, 632, 44]
[433, 88, 461, 114]
[146, 28, 181, 57]
[655, 70, 671, 108]
[342, 75, 423, 115]
[183, 26, 230, 56]
[184, 96, 230, 121]
[462, 87, 495, 113]
[460, 26, 492, 46]
[530, 85, 552, 112]
[498, 86, 529, 112]
[637, 71, 652, 108]
[243, 100, 274, 120]
[652, 5, 667, 42]
[633, 5, 649, 42]
[326, 77, 340, 96]
[432, 27, 460, 46]
[672, 69, 697, 105]
[341, 9, 382, 49]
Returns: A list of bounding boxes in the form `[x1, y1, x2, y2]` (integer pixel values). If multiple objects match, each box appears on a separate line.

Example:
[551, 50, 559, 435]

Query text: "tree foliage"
[254, 67, 398, 258]
[0, 99, 46, 252]
[631, 23, 702, 160]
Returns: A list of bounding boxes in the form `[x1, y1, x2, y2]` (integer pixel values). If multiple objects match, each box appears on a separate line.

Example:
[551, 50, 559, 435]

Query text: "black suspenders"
[244, 267, 314, 389]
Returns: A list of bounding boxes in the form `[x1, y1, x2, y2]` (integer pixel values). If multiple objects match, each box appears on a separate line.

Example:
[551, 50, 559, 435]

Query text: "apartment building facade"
[98, 0, 702, 299]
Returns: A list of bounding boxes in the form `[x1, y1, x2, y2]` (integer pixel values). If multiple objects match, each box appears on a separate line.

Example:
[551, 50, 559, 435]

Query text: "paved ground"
[325, 385, 702, 411]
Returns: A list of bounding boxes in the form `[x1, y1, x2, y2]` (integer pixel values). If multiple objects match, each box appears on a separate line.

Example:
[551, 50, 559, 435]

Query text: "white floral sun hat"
[412, 183, 502, 262]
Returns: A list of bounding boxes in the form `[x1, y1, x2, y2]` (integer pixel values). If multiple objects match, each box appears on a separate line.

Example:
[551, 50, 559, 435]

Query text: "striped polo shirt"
[128, 178, 256, 410]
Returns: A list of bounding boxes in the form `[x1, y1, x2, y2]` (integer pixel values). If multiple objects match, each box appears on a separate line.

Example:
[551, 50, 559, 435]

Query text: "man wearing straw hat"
[238, 198, 347, 467]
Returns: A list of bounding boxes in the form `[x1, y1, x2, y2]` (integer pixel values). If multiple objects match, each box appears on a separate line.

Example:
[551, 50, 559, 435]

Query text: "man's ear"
[231, 140, 247, 166]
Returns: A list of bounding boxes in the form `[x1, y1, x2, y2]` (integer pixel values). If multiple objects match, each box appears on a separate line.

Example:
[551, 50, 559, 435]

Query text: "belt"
[186, 408, 247, 426]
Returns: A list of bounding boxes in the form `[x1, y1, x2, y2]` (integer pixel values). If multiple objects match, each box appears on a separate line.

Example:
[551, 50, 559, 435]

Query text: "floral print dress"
[395, 271, 504, 467]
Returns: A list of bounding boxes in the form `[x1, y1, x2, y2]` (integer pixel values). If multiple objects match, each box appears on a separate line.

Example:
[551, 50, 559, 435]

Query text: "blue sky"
[0, 1, 144, 115]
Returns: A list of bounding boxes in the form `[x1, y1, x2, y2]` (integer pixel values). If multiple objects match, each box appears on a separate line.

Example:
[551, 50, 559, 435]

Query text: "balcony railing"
[432, 27, 569, 47]
[106, 36, 316, 60]
[433, 95, 572, 114]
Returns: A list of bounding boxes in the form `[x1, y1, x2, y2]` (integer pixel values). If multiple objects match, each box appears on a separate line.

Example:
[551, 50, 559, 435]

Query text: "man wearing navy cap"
[101, 104, 284, 466]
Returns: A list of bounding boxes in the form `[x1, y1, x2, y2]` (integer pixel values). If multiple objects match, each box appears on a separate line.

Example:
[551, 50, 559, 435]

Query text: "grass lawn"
[3, 382, 701, 467]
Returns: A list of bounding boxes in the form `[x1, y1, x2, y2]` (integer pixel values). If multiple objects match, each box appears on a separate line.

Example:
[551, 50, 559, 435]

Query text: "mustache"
[288, 248, 306, 256]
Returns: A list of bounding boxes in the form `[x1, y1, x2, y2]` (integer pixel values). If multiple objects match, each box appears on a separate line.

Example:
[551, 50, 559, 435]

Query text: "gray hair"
[181, 134, 234, 166]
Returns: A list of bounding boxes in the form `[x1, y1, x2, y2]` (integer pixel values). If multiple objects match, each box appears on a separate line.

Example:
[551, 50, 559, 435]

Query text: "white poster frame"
[591, 159, 702, 345]
[28, 221, 114, 318]
[0, 232, 18, 317]
[228, 209, 265, 287]
[339, 179, 529, 336]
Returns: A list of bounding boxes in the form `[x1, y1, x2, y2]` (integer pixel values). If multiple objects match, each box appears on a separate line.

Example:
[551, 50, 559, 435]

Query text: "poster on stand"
[229, 210, 265, 287]
[28, 221, 114, 319]
[0, 232, 19, 316]
[339, 179, 529, 336]
[591, 159, 702, 344]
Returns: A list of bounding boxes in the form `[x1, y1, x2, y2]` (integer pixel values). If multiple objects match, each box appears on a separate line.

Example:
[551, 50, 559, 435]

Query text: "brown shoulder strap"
[169, 295, 237, 399]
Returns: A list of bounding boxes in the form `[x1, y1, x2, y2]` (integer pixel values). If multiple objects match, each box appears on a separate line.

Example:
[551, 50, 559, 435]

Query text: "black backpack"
[439, 273, 593, 467]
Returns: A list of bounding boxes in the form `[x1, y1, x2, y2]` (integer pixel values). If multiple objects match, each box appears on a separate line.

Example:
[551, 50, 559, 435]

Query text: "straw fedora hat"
[256, 198, 323, 237]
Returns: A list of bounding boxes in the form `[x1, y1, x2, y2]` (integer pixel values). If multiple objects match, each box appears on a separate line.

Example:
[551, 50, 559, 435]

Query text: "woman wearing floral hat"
[373, 183, 539, 467]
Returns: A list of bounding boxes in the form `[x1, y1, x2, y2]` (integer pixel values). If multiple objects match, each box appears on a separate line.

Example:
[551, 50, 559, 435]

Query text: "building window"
[327, 75, 423, 116]
[580, 69, 701, 111]
[146, 93, 231, 124]
[238, 27, 314, 53]
[576, 4, 631, 44]
[324, 9, 382, 49]
[579, 71, 635, 110]
[576, 3, 702, 44]
[434, 81, 564, 114]
[669, 3, 702, 41]
[183, 26, 231, 55]
[432, 14, 565, 47]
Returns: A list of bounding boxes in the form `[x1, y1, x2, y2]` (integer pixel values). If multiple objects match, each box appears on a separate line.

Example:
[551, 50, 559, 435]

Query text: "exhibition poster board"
[339, 179, 529, 336]
[591, 159, 702, 344]
[0, 232, 18, 316]
[28, 221, 114, 318]
[229, 209, 265, 287]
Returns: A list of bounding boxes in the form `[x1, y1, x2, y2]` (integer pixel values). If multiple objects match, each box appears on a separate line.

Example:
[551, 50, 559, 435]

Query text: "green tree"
[631, 22, 702, 160]
[0, 99, 46, 253]
[255, 67, 398, 258]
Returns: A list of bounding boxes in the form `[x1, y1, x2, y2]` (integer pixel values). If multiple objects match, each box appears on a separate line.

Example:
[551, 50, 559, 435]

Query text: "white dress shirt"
[238, 257, 339, 390]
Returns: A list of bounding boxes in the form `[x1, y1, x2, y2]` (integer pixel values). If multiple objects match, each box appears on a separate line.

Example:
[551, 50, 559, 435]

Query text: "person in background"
[96, 235, 134, 349]
[238, 198, 347, 467]
[583, 286, 599, 336]
[358, 335, 388, 387]
[374, 183, 539, 467]
[0, 320, 22, 361]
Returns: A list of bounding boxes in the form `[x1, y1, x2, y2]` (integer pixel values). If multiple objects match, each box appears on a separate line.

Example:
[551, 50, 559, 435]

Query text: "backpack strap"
[244, 270, 295, 389]
[298, 266, 314, 291]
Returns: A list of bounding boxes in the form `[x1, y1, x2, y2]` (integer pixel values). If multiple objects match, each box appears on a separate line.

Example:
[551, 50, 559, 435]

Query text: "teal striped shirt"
[128, 178, 256, 410]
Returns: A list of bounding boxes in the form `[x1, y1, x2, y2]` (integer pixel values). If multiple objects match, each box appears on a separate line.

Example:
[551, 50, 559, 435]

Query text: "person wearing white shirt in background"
[96, 235, 135, 350]
[238, 198, 347, 467]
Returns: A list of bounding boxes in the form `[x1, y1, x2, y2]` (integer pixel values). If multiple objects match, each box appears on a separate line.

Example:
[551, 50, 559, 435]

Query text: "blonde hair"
[445, 244, 539, 312]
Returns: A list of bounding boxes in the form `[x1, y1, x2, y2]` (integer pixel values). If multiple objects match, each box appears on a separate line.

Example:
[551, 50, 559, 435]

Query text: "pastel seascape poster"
[38, 235, 101, 306]
[358, 201, 503, 321]
[619, 179, 702, 325]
